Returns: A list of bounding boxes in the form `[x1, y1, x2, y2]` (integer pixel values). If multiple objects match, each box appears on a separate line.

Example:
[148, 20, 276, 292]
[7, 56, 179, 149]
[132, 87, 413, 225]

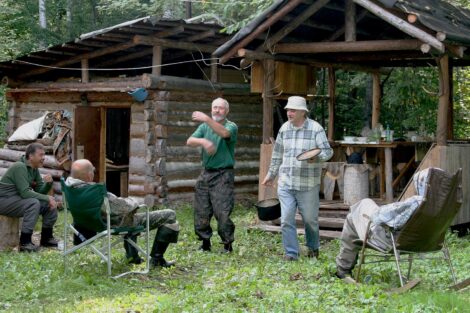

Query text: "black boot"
[199, 239, 211, 252]
[151, 241, 175, 268]
[40, 227, 59, 247]
[221, 243, 233, 254]
[20, 232, 39, 252]
[124, 235, 142, 264]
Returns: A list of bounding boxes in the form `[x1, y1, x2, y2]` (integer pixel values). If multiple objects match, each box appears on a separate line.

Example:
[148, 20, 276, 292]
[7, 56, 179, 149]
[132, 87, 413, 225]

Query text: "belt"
[204, 166, 233, 172]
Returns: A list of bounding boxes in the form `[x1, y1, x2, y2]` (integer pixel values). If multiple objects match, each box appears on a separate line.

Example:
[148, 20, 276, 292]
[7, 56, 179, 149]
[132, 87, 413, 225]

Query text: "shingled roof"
[214, 0, 470, 68]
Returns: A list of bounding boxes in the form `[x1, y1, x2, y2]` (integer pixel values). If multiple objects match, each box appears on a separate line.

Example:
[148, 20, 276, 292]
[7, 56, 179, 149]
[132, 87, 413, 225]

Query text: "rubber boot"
[40, 227, 59, 247]
[124, 234, 142, 264]
[20, 232, 39, 252]
[199, 239, 211, 252]
[151, 241, 175, 268]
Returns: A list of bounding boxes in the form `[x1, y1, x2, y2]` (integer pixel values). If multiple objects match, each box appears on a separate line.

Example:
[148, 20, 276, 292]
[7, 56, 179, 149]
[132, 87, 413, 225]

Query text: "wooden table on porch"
[336, 141, 397, 202]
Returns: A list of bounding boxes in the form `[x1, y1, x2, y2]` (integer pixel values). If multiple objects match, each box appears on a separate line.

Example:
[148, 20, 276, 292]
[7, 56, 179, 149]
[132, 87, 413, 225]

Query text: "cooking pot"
[255, 198, 281, 221]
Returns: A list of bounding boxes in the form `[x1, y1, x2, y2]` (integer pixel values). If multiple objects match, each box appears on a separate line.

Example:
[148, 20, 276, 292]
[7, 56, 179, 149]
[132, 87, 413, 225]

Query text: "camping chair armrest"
[102, 198, 111, 216]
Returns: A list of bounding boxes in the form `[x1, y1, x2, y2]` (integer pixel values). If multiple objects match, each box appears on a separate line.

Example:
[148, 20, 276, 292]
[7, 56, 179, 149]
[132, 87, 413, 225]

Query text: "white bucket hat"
[285, 96, 308, 112]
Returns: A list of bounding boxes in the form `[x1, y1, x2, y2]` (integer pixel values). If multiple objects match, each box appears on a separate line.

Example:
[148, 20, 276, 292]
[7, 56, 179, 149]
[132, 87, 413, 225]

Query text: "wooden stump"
[0, 216, 20, 251]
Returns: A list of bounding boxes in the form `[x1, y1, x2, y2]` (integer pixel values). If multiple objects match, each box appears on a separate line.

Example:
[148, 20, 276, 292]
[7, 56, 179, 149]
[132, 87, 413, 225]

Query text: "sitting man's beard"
[212, 114, 225, 122]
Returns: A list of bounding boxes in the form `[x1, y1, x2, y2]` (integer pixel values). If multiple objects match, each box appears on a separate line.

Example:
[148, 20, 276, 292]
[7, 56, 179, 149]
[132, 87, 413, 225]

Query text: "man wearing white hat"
[262, 96, 333, 260]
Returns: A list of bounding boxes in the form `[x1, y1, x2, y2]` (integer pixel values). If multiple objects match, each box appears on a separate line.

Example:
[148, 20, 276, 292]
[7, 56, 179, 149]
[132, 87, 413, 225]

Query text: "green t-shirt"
[0, 156, 52, 201]
[191, 119, 238, 169]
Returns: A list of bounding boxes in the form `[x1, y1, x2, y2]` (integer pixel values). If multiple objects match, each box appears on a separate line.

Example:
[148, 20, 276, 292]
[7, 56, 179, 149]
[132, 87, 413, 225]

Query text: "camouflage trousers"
[194, 168, 235, 244]
[132, 209, 177, 231]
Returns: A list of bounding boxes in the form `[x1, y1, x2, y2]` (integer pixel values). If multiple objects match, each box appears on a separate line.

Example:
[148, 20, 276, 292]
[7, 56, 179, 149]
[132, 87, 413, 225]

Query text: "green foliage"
[453, 67, 470, 138]
[0, 203, 469, 312]
[381, 67, 439, 139]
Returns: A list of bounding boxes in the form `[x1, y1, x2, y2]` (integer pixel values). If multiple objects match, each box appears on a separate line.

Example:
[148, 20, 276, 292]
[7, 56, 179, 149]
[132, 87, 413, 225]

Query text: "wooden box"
[251, 61, 315, 95]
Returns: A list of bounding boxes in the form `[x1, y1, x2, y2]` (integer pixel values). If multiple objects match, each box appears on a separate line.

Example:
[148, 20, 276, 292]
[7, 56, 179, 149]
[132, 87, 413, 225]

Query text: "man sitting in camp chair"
[65, 159, 179, 268]
[335, 167, 435, 279]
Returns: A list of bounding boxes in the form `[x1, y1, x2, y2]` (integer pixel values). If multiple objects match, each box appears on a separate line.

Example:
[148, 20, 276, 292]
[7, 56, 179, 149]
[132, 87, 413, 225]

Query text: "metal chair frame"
[62, 195, 150, 279]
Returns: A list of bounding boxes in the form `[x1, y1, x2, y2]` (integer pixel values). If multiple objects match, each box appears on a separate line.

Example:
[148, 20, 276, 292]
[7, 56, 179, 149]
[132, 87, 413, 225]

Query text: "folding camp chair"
[355, 168, 462, 287]
[60, 179, 150, 278]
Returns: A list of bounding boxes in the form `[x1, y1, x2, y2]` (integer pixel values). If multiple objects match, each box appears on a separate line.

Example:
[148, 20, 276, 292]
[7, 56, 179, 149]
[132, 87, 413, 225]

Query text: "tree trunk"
[66, 0, 74, 38]
[39, 0, 47, 48]
[0, 216, 20, 251]
[90, 0, 98, 28]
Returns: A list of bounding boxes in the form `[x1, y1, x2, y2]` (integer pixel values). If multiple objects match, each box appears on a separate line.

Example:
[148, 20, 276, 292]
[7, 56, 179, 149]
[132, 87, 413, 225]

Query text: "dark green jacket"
[0, 156, 52, 201]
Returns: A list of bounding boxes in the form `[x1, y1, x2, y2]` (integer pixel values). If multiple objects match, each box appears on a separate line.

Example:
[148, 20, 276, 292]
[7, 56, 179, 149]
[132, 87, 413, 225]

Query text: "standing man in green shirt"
[0, 143, 59, 252]
[187, 97, 238, 253]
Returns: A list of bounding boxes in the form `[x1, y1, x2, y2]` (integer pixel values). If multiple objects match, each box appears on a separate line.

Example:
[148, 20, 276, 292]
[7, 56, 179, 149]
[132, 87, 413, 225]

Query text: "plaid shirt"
[371, 168, 433, 230]
[267, 118, 333, 191]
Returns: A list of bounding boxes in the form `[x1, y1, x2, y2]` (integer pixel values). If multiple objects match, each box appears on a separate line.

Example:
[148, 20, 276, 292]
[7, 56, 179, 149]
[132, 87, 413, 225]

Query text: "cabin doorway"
[105, 108, 130, 197]
[73, 106, 130, 196]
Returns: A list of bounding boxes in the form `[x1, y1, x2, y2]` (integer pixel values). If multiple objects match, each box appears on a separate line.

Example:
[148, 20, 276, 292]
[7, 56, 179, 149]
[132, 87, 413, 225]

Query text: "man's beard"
[212, 114, 225, 122]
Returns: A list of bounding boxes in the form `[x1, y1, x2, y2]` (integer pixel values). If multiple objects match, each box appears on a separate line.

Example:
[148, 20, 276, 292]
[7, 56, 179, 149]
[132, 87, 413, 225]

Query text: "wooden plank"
[295, 215, 345, 229]
[73, 106, 103, 182]
[249, 223, 342, 240]
[449, 277, 470, 291]
[389, 279, 421, 294]
[259, 143, 277, 201]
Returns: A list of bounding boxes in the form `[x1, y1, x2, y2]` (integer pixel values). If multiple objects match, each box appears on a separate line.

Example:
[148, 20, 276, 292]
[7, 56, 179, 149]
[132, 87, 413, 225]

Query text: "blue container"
[128, 88, 148, 102]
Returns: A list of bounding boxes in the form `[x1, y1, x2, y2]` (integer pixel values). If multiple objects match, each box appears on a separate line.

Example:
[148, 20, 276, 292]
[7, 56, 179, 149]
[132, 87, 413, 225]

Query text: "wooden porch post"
[262, 59, 275, 143]
[210, 54, 218, 83]
[371, 72, 381, 129]
[345, 0, 356, 42]
[447, 60, 454, 140]
[437, 55, 450, 146]
[327, 67, 336, 141]
[81, 59, 89, 83]
[152, 45, 162, 76]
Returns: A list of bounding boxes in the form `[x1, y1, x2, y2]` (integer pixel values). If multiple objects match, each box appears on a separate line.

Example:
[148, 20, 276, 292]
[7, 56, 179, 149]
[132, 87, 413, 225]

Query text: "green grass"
[1, 203, 469, 313]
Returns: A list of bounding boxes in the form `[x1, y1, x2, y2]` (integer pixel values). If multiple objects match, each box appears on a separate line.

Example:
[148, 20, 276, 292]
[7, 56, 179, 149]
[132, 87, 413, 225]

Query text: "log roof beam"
[237, 48, 388, 74]
[185, 29, 216, 42]
[352, 0, 444, 53]
[258, 0, 331, 52]
[19, 39, 139, 79]
[218, 0, 304, 64]
[154, 25, 185, 38]
[275, 39, 425, 54]
[327, 8, 368, 42]
[133, 35, 218, 53]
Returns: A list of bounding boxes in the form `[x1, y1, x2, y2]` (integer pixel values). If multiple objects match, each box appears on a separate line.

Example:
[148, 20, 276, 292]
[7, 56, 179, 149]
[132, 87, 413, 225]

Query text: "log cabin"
[0, 17, 262, 207]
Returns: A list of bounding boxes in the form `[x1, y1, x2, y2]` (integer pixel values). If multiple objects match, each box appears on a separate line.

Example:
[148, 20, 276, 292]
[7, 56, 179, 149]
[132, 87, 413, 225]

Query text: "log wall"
[5, 78, 263, 205]
[151, 90, 263, 203]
